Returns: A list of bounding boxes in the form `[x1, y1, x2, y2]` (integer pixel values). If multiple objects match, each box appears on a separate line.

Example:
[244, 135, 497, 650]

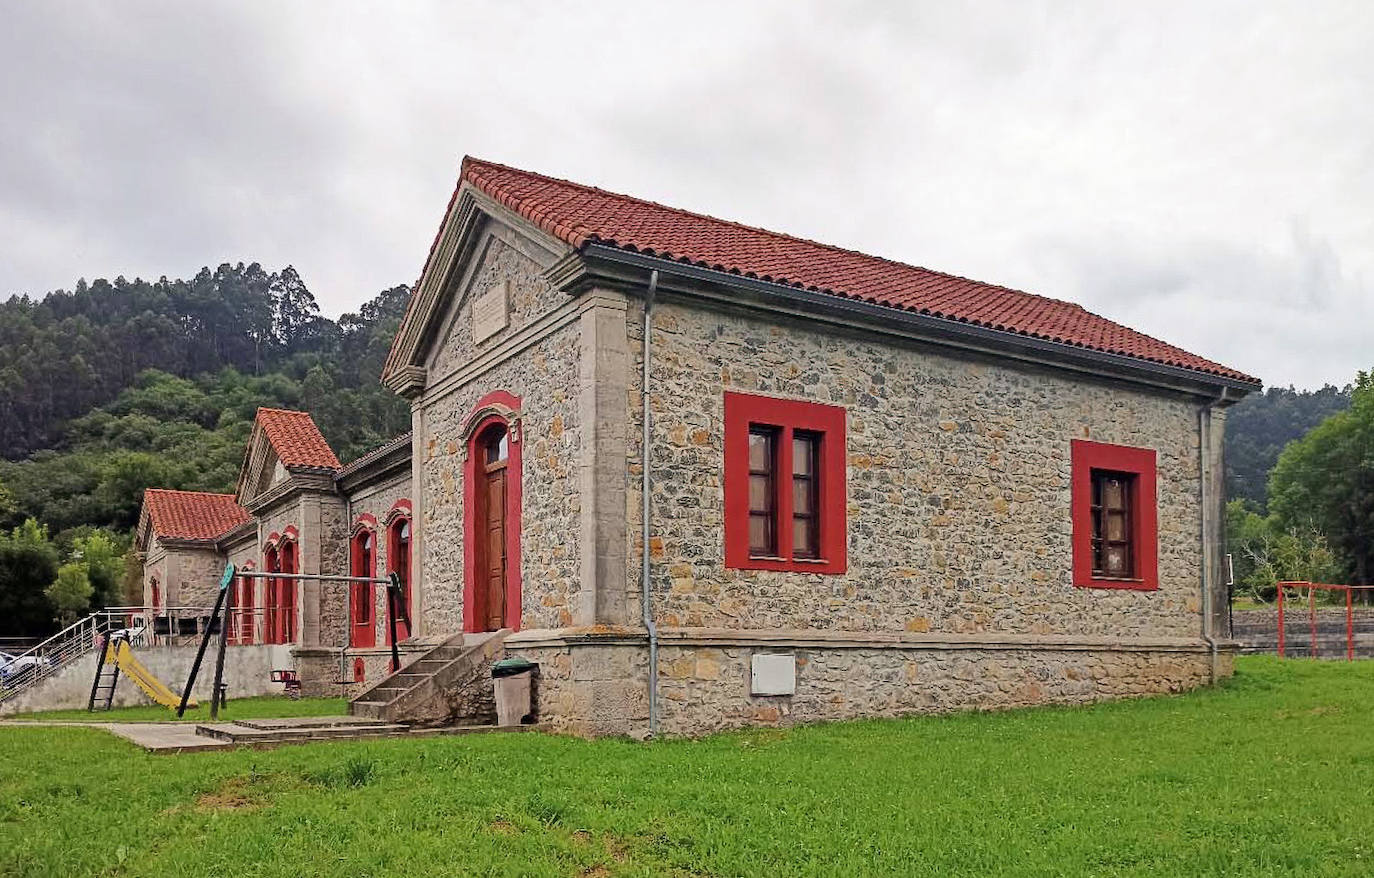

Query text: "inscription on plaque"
[472, 279, 510, 343]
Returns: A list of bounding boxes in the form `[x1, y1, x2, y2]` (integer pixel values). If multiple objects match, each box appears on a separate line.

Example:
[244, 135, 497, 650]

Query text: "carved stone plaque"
[472, 279, 510, 343]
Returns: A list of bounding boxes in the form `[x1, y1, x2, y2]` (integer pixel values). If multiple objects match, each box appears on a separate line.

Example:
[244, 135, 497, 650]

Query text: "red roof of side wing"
[143, 489, 251, 541]
[453, 157, 1257, 385]
[255, 408, 341, 470]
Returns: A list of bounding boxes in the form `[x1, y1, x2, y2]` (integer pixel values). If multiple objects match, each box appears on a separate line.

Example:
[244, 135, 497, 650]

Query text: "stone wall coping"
[502, 625, 1235, 654]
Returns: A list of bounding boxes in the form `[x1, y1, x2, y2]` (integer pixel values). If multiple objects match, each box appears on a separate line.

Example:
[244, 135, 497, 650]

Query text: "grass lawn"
[2, 657, 1373, 877]
[6, 695, 347, 724]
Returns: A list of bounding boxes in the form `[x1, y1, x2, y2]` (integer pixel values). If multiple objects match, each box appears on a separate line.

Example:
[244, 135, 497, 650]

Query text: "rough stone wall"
[626, 300, 1208, 641]
[652, 643, 1224, 736]
[345, 473, 413, 646]
[142, 543, 168, 609]
[419, 323, 583, 635]
[504, 640, 649, 737]
[166, 546, 227, 608]
[315, 496, 351, 648]
[428, 233, 570, 380]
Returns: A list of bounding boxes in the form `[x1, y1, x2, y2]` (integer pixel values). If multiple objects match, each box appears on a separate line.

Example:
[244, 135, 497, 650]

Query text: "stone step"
[189, 719, 533, 750]
[195, 721, 408, 743]
[351, 701, 387, 719]
[234, 716, 386, 731]
[348, 629, 508, 726]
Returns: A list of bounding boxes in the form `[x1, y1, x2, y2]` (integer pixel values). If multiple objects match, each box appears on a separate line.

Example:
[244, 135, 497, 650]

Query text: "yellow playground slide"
[105, 639, 197, 711]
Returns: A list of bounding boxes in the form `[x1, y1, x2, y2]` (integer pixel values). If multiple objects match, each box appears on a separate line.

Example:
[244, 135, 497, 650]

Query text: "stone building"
[135, 409, 418, 694]
[139, 156, 1261, 735]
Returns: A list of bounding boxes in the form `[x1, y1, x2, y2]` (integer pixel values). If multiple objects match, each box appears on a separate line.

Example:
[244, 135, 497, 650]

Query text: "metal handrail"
[0, 613, 106, 705]
[0, 605, 291, 706]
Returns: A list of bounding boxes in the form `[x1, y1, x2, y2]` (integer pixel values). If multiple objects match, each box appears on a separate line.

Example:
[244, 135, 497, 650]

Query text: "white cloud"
[2, 0, 1371, 388]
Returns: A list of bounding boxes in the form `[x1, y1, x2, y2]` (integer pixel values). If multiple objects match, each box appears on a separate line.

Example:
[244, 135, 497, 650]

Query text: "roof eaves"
[583, 244, 1262, 394]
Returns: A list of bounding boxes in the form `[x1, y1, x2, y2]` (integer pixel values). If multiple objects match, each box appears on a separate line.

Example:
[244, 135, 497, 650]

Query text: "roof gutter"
[580, 245, 1259, 398]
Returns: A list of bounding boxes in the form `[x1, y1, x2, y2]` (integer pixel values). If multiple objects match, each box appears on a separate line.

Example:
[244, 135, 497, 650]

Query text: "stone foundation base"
[503, 628, 1234, 738]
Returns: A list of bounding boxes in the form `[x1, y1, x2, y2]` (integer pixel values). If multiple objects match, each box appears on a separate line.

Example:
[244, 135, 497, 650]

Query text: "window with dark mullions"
[791, 431, 820, 559]
[1090, 470, 1135, 578]
[748, 427, 778, 557]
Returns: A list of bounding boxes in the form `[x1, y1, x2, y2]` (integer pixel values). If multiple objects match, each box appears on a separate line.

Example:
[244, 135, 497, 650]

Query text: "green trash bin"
[491, 658, 538, 725]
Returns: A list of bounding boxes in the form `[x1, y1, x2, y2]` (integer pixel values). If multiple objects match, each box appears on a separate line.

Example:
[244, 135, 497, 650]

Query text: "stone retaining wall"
[0, 643, 290, 716]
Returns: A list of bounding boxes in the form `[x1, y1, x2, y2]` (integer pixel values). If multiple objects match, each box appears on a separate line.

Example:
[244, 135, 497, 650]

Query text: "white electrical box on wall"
[750, 653, 796, 696]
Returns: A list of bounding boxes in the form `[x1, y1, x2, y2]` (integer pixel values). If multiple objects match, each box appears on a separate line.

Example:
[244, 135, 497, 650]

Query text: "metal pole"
[1347, 587, 1354, 662]
[86, 632, 108, 712]
[233, 571, 391, 584]
[1277, 584, 1286, 658]
[1309, 585, 1317, 659]
[178, 585, 228, 717]
[387, 576, 400, 674]
[210, 583, 233, 720]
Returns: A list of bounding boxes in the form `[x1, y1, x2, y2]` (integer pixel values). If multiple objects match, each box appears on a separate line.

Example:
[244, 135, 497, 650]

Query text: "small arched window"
[350, 527, 377, 648]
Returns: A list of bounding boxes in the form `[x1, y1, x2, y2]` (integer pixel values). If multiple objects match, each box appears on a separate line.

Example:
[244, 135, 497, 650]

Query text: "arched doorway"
[475, 422, 510, 632]
[461, 391, 523, 634]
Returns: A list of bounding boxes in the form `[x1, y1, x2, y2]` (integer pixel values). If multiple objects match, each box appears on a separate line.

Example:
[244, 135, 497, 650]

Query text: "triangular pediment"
[383, 183, 570, 395]
[236, 423, 280, 506]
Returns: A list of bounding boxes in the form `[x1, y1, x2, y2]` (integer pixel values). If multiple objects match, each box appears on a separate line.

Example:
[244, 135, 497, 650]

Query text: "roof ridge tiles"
[433, 155, 1258, 385]
[464, 156, 1090, 313]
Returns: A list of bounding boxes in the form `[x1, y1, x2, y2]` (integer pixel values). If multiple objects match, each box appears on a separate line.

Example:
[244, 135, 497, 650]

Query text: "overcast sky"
[3, 2, 1371, 390]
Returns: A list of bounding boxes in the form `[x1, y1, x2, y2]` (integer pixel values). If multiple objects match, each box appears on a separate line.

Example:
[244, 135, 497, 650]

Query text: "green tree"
[1269, 371, 1374, 588]
[69, 530, 127, 610]
[1224, 384, 1351, 508]
[1226, 500, 1341, 602]
[46, 562, 93, 625]
[0, 519, 60, 636]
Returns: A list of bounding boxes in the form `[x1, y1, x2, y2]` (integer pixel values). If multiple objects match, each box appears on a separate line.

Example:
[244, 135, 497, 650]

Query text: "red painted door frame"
[462, 392, 523, 633]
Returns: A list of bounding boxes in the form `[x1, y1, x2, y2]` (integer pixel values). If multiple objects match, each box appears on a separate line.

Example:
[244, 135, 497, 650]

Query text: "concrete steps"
[348, 630, 509, 726]
[196, 717, 408, 743]
[188, 715, 532, 750]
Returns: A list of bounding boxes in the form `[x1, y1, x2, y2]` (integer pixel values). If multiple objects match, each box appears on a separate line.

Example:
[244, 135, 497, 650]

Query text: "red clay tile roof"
[143, 489, 251, 541]
[455, 157, 1257, 385]
[255, 408, 341, 469]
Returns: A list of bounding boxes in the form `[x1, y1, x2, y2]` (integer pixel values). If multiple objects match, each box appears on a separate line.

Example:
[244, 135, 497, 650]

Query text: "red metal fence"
[1275, 582, 1374, 660]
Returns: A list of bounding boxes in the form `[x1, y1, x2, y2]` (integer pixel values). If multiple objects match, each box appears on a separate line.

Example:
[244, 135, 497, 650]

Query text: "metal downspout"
[1200, 399, 1220, 682]
[642, 270, 660, 737]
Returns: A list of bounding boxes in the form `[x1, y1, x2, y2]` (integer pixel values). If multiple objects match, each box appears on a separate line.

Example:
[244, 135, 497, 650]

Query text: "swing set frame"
[177, 564, 411, 719]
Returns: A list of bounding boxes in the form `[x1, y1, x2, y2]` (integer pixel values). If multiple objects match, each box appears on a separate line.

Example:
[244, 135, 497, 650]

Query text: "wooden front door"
[479, 425, 510, 631]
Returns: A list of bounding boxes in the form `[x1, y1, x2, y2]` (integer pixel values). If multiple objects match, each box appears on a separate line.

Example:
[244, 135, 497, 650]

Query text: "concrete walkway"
[0, 720, 232, 753]
[0, 717, 529, 754]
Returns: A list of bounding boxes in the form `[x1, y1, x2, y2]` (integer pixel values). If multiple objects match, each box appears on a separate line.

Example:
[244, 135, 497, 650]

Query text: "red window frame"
[1070, 439, 1158, 591]
[350, 522, 377, 648]
[268, 533, 299, 644]
[724, 391, 847, 574]
[386, 502, 412, 644]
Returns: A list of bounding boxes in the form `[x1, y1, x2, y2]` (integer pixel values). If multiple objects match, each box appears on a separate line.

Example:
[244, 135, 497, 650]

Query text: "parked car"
[0, 650, 49, 680]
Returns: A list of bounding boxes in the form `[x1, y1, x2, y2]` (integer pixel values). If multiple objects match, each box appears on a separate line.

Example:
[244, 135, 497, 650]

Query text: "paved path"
[0, 720, 232, 753]
[0, 718, 527, 754]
